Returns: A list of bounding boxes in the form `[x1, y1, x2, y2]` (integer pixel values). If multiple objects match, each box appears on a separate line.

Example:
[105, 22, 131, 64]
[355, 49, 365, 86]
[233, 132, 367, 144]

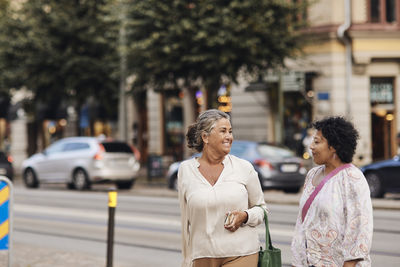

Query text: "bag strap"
[257, 205, 273, 250]
[301, 163, 352, 222]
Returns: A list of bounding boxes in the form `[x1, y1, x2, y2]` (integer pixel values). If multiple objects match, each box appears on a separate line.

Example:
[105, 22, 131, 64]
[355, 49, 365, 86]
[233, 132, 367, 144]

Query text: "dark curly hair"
[312, 116, 359, 163]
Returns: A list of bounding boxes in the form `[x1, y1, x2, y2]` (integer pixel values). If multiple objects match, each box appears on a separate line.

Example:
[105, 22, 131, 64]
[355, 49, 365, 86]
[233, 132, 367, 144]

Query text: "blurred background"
[0, 0, 399, 176]
[1, 1, 400, 266]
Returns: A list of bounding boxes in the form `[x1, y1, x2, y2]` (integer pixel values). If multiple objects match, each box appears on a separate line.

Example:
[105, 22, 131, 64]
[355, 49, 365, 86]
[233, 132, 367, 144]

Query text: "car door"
[384, 156, 400, 191]
[34, 141, 66, 181]
[60, 142, 92, 180]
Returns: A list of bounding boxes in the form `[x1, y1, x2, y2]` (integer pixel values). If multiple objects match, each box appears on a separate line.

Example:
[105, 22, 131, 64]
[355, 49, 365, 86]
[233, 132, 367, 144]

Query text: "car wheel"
[365, 172, 384, 198]
[168, 173, 178, 191]
[72, 168, 90, 190]
[23, 168, 39, 188]
[116, 179, 135, 190]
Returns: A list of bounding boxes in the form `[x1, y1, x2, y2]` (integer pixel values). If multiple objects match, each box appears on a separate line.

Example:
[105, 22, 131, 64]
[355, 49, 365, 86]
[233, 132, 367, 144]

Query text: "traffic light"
[217, 84, 232, 113]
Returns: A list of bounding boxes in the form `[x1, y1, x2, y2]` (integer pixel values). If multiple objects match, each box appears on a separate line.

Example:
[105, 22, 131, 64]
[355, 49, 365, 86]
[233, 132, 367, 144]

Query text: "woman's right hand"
[224, 211, 248, 232]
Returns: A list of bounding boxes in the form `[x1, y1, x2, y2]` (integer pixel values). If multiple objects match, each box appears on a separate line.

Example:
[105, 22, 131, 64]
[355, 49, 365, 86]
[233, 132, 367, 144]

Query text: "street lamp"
[118, 0, 128, 142]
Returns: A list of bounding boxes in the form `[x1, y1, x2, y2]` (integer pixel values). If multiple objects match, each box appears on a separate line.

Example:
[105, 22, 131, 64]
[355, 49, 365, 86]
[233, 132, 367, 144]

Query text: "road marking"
[270, 228, 294, 237]
[14, 204, 295, 237]
[14, 204, 181, 227]
[256, 226, 294, 238]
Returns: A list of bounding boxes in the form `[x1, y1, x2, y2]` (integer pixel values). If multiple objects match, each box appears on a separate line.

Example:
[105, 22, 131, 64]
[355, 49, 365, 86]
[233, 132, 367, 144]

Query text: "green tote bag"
[257, 207, 282, 267]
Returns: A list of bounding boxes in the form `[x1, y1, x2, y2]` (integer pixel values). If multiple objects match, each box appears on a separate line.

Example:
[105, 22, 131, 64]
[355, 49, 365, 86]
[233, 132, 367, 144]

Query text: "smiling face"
[310, 130, 335, 165]
[202, 118, 233, 157]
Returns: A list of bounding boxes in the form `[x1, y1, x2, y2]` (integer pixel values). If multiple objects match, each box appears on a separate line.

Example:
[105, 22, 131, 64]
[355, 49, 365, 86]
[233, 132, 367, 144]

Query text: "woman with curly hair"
[291, 116, 373, 267]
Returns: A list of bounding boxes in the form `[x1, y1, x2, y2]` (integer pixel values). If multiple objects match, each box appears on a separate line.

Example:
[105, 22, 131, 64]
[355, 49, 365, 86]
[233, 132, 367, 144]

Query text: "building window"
[369, 0, 398, 23]
[370, 77, 394, 105]
[386, 0, 397, 22]
[370, 0, 381, 22]
[370, 77, 396, 160]
[163, 90, 184, 161]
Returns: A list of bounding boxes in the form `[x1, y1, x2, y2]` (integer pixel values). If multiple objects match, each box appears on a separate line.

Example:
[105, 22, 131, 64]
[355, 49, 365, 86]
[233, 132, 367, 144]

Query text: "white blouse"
[291, 165, 373, 267]
[178, 154, 267, 267]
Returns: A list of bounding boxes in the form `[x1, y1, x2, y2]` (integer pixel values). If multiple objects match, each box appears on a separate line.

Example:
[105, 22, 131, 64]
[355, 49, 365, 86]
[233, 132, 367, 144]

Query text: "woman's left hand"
[224, 211, 248, 232]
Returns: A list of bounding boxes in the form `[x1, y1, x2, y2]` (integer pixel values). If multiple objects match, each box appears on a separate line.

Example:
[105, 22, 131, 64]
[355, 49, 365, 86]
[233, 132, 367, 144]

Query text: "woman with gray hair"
[178, 109, 267, 267]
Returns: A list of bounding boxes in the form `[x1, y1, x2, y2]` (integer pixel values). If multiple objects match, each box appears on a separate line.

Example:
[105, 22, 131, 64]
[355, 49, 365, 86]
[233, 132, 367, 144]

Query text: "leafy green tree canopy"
[124, 0, 308, 106]
[0, 0, 119, 119]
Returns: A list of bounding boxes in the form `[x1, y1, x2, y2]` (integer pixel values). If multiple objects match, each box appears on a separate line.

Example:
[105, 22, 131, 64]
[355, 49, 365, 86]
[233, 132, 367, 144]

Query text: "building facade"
[286, 0, 400, 165]
[142, 0, 400, 167]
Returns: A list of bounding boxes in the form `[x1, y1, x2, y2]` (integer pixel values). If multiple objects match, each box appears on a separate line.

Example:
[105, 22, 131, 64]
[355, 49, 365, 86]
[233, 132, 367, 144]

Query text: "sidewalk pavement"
[0, 244, 110, 267]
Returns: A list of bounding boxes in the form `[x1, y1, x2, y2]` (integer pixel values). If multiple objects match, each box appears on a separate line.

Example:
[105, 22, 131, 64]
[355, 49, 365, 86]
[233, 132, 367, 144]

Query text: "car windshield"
[102, 142, 133, 153]
[257, 144, 294, 158]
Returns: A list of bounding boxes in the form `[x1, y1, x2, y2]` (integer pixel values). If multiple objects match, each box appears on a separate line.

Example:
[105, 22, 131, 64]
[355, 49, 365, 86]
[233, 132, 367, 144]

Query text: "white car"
[22, 137, 140, 190]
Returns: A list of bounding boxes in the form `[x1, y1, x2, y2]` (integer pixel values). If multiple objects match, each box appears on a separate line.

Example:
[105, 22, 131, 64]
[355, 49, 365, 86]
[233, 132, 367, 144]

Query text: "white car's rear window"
[102, 142, 133, 154]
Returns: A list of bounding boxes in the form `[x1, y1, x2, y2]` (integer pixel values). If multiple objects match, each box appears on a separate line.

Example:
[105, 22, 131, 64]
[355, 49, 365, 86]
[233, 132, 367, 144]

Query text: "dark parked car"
[0, 151, 13, 181]
[166, 140, 307, 193]
[361, 155, 400, 198]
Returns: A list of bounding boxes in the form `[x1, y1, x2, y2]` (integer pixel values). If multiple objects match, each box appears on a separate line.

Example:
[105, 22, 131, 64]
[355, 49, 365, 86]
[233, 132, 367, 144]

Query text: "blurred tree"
[123, 0, 308, 110]
[0, 0, 13, 95]
[0, 0, 119, 142]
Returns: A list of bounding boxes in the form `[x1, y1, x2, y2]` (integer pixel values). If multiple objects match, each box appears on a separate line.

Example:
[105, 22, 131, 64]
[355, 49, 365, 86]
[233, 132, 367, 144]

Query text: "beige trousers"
[192, 253, 258, 267]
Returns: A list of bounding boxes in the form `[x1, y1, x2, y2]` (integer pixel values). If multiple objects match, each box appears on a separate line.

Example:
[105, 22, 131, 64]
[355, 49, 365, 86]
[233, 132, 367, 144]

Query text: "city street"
[1, 2, 400, 267]
[4, 182, 400, 267]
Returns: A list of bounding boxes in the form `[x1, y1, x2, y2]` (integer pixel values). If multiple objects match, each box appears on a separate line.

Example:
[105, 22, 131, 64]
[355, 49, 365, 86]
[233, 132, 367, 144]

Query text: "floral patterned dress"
[291, 164, 373, 267]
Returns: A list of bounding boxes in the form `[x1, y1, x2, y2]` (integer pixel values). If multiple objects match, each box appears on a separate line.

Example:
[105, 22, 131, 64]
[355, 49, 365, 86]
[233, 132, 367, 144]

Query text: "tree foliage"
[124, 0, 308, 107]
[0, 0, 309, 117]
[0, 0, 119, 119]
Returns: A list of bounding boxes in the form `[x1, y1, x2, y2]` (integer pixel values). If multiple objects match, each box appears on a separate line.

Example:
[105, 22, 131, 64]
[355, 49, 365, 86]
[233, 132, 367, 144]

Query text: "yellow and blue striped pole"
[0, 183, 9, 248]
[0, 176, 13, 267]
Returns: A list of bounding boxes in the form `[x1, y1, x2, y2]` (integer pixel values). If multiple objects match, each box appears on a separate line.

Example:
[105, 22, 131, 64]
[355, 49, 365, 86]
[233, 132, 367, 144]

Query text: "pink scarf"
[301, 163, 352, 222]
